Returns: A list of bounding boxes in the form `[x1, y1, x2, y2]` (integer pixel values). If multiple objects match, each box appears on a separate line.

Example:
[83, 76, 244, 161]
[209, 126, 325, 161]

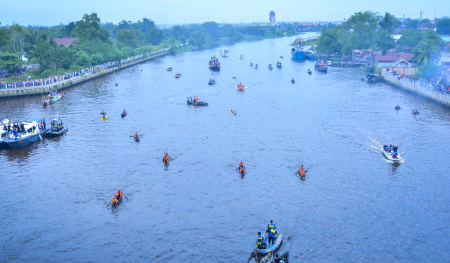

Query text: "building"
[375, 51, 417, 76]
[53, 38, 78, 46]
[269, 11, 276, 26]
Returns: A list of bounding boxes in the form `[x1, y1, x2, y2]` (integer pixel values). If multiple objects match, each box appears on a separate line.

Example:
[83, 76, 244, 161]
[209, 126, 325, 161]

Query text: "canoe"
[208, 80, 216, 85]
[382, 150, 401, 161]
[135, 136, 140, 142]
[111, 196, 122, 207]
[291, 80, 295, 83]
[187, 100, 208, 106]
[237, 85, 245, 91]
[121, 113, 127, 118]
[255, 234, 283, 254]
[101, 116, 107, 120]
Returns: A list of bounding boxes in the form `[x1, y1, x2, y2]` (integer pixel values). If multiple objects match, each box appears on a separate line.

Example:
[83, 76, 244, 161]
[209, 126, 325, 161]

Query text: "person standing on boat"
[13, 127, 17, 140]
[43, 119, 46, 130]
[266, 220, 277, 246]
[393, 145, 398, 152]
[383, 144, 388, 151]
[256, 232, 265, 244]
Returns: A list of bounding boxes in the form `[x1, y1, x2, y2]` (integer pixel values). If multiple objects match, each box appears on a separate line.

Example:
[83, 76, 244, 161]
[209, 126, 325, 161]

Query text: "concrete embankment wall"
[384, 74, 450, 108]
[0, 51, 168, 99]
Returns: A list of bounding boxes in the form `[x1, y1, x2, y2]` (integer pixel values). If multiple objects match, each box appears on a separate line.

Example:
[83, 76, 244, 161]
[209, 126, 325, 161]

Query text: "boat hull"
[42, 127, 68, 137]
[382, 151, 402, 161]
[121, 113, 127, 118]
[4, 133, 40, 149]
[187, 100, 208, 106]
[209, 66, 220, 71]
[291, 51, 305, 60]
[256, 234, 283, 254]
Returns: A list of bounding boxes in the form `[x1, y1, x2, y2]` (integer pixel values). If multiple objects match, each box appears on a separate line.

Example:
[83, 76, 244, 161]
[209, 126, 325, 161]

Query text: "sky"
[0, 0, 449, 26]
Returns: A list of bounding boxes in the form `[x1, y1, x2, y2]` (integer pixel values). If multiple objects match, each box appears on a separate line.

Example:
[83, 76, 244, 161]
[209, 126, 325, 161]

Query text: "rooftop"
[53, 38, 78, 46]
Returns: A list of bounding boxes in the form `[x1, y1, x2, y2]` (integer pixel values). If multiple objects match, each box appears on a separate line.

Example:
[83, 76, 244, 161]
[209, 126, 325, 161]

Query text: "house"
[375, 52, 417, 76]
[53, 38, 78, 46]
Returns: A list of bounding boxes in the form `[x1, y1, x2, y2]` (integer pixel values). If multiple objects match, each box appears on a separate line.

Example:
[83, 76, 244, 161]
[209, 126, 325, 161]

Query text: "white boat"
[239, 54, 244, 59]
[220, 48, 229, 57]
[382, 150, 402, 161]
[3, 121, 41, 149]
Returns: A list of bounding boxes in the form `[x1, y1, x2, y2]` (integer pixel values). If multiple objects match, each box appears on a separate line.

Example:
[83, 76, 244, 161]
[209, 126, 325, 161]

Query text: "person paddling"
[134, 132, 140, 141]
[298, 165, 305, 177]
[123, 109, 127, 115]
[163, 152, 170, 163]
[231, 110, 236, 115]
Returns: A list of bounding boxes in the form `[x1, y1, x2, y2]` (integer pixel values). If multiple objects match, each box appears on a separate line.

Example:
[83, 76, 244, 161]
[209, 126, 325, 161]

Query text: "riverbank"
[0, 50, 168, 98]
[384, 73, 450, 107]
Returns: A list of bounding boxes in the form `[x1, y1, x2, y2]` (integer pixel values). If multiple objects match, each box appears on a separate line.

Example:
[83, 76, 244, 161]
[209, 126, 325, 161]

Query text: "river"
[1, 33, 450, 262]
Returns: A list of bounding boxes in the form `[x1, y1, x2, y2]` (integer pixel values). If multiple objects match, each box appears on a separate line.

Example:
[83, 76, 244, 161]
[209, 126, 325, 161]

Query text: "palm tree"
[378, 13, 398, 35]
[414, 40, 440, 64]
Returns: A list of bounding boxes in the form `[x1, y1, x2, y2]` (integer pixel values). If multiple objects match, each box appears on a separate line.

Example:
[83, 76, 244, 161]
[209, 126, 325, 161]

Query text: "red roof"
[53, 38, 78, 46]
[375, 52, 414, 62]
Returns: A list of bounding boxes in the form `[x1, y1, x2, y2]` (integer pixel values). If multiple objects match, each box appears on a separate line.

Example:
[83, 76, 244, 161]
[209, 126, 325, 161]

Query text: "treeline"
[0, 13, 165, 78]
[316, 11, 450, 78]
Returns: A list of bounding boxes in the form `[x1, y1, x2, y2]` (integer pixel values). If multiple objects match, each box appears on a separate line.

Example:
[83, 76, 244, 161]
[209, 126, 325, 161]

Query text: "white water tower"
[269, 11, 276, 26]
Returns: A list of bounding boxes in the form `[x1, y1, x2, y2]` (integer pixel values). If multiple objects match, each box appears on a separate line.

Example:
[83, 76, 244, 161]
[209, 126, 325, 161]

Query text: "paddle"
[129, 134, 143, 137]
[122, 193, 129, 200]
[106, 202, 111, 208]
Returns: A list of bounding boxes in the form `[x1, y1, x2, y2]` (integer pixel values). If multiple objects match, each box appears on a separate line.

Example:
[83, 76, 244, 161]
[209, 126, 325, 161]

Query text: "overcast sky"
[1, 0, 449, 26]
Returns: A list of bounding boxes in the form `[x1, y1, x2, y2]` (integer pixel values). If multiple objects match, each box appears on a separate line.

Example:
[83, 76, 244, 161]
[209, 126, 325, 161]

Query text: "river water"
[1, 33, 450, 262]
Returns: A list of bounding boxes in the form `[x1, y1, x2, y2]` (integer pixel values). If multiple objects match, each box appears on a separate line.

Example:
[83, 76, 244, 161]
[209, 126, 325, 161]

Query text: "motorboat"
[167, 66, 173, 71]
[187, 97, 208, 106]
[276, 62, 282, 68]
[208, 79, 216, 85]
[175, 73, 181, 78]
[42, 118, 68, 137]
[382, 150, 402, 161]
[239, 54, 244, 59]
[43, 91, 62, 106]
[254, 234, 283, 255]
[0, 119, 9, 149]
[3, 121, 42, 149]
[220, 48, 229, 57]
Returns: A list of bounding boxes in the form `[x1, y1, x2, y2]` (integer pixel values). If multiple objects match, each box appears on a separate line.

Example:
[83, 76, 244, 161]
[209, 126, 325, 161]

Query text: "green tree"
[146, 27, 164, 45]
[116, 29, 139, 48]
[376, 30, 396, 55]
[397, 30, 422, 51]
[413, 40, 439, 63]
[61, 22, 76, 37]
[190, 31, 207, 47]
[71, 13, 110, 42]
[378, 12, 399, 35]
[7, 23, 26, 53]
[404, 19, 419, 30]
[316, 26, 345, 54]
[343, 11, 380, 49]
[234, 32, 244, 40]
[436, 18, 450, 34]
[0, 51, 22, 72]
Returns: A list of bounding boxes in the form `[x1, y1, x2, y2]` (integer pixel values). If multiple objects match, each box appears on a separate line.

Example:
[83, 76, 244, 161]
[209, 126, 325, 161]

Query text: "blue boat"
[305, 51, 315, 60]
[208, 79, 216, 85]
[291, 48, 305, 60]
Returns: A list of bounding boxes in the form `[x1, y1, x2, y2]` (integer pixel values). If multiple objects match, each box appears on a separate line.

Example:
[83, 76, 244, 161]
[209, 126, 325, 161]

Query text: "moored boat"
[305, 51, 315, 60]
[42, 118, 68, 137]
[3, 121, 41, 149]
[291, 47, 305, 60]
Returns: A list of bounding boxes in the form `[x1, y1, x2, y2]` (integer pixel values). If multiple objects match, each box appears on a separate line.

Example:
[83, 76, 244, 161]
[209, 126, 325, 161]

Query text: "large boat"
[209, 56, 220, 70]
[220, 48, 229, 57]
[3, 121, 41, 149]
[291, 47, 305, 60]
[42, 118, 68, 137]
[43, 91, 62, 106]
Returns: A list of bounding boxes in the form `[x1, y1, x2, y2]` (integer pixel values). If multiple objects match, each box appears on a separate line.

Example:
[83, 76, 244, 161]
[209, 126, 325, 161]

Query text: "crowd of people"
[385, 70, 450, 94]
[0, 64, 39, 79]
[0, 53, 152, 89]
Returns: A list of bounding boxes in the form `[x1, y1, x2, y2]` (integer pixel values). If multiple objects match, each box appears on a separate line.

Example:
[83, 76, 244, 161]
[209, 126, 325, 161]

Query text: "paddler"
[298, 165, 305, 177]
[135, 132, 140, 140]
[123, 109, 127, 115]
[111, 197, 119, 206]
[163, 152, 170, 163]
[266, 220, 277, 246]
[115, 190, 123, 200]
[231, 110, 235, 114]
